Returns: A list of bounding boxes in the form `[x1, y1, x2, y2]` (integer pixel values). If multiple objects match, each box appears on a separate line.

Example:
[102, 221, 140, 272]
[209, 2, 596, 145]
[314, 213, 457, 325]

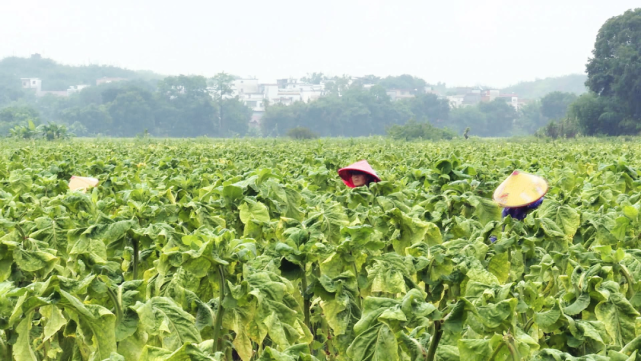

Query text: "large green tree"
[208, 72, 236, 135]
[60, 104, 113, 135]
[401, 93, 450, 124]
[583, 8, 641, 132]
[0, 105, 40, 135]
[540, 91, 577, 120]
[108, 90, 155, 136]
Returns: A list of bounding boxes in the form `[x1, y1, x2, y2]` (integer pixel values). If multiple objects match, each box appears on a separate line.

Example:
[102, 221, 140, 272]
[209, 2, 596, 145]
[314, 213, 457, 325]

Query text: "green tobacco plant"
[2, 138, 641, 360]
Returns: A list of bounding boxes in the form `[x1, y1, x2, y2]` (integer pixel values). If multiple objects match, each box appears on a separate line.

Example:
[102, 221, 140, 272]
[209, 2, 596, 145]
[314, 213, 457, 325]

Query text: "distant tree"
[515, 101, 547, 134]
[220, 98, 251, 136]
[387, 118, 455, 140]
[463, 127, 470, 139]
[0, 105, 40, 135]
[449, 106, 487, 135]
[569, 93, 629, 135]
[586, 8, 641, 124]
[158, 75, 209, 99]
[401, 93, 450, 124]
[323, 76, 351, 95]
[568, 8, 641, 136]
[350, 75, 381, 88]
[9, 120, 39, 139]
[540, 91, 577, 120]
[208, 72, 235, 135]
[301, 72, 325, 85]
[260, 86, 413, 137]
[501, 75, 587, 99]
[60, 104, 113, 135]
[378, 75, 427, 90]
[0, 74, 27, 107]
[286, 127, 318, 139]
[38, 122, 71, 140]
[478, 100, 518, 137]
[155, 75, 217, 137]
[108, 90, 155, 136]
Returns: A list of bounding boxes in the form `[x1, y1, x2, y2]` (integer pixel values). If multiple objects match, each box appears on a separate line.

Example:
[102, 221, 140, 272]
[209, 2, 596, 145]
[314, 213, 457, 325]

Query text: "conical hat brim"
[493, 171, 548, 207]
[338, 160, 381, 188]
[69, 176, 99, 192]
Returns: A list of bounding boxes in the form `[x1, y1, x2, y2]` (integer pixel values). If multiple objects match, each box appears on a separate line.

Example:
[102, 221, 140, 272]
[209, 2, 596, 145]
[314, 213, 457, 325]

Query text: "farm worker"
[338, 160, 381, 188]
[493, 170, 548, 220]
[490, 171, 548, 242]
[68, 176, 99, 193]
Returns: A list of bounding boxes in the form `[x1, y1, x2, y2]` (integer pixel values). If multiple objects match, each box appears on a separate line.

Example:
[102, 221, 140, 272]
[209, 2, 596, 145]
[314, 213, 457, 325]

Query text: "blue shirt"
[501, 198, 544, 220]
[490, 198, 544, 243]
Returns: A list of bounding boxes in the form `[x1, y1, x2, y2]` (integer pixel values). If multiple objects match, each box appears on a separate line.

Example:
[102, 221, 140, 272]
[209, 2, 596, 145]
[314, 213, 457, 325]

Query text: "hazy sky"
[1, 0, 638, 87]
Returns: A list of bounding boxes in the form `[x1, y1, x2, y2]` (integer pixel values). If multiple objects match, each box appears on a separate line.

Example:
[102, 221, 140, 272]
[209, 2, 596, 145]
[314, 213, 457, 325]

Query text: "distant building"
[96, 77, 126, 85]
[446, 86, 519, 110]
[446, 95, 465, 108]
[496, 93, 519, 110]
[67, 85, 89, 96]
[222, 78, 326, 126]
[21, 78, 89, 97]
[386, 89, 415, 101]
[21, 78, 42, 93]
[38, 91, 69, 97]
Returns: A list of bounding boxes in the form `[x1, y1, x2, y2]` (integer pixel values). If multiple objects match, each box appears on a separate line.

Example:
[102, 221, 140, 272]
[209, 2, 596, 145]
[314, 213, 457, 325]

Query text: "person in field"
[338, 160, 381, 188]
[490, 170, 548, 242]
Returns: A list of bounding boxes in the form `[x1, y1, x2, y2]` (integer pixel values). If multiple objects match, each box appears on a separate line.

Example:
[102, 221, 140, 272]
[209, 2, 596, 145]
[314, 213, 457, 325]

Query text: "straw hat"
[338, 160, 381, 188]
[69, 176, 99, 192]
[493, 171, 548, 207]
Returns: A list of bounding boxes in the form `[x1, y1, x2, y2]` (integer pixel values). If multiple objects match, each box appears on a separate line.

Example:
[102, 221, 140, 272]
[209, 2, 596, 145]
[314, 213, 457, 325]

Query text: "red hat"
[338, 160, 381, 188]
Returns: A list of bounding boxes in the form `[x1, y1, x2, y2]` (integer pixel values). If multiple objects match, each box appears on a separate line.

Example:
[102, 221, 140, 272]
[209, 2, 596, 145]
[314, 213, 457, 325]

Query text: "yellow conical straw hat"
[69, 176, 99, 192]
[493, 171, 548, 207]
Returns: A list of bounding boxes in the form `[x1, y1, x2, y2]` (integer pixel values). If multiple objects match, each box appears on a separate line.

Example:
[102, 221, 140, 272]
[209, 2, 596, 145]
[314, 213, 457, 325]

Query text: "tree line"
[540, 8, 641, 138]
[1, 6, 639, 139]
[1, 75, 251, 137]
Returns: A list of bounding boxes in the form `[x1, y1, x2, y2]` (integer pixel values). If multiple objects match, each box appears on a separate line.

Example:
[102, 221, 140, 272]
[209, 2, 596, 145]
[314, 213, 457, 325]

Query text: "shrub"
[536, 117, 580, 139]
[286, 127, 319, 139]
[387, 118, 455, 140]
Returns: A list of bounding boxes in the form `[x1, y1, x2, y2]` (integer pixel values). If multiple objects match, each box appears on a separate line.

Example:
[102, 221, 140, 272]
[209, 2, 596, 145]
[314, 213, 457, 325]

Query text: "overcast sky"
[1, 0, 638, 87]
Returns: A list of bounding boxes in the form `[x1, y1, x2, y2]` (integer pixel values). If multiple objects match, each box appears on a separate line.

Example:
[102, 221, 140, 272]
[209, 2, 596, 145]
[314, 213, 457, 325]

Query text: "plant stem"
[506, 340, 519, 361]
[426, 320, 443, 361]
[524, 318, 535, 333]
[352, 261, 362, 309]
[489, 342, 505, 361]
[132, 238, 139, 280]
[106, 286, 123, 324]
[302, 270, 310, 329]
[301, 267, 313, 355]
[620, 265, 636, 299]
[213, 265, 227, 354]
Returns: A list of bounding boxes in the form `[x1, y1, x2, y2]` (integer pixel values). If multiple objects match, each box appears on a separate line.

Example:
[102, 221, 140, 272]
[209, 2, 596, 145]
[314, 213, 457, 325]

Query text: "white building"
[96, 77, 126, 85]
[21, 78, 42, 93]
[67, 85, 89, 96]
[21, 78, 91, 97]
[386, 89, 415, 101]
[226, 78, 326, 126]
[446, 95, 465, 108]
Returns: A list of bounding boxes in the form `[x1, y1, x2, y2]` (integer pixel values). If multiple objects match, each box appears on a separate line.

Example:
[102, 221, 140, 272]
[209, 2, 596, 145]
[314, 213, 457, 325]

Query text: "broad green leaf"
[41, 305, 67, 342]
[563, 293, 591, 316]
[14, 312, 37, 361]
[595, 293, 640, 347]
[468, 196, 501, 225]
[346, 323, 399, 361]
[59, 289, 117, 359]
[457, 339, 492, 360]
[134, 297, 202, 351]
[240, 199, 271, 224]
[488, 252, 510, 284]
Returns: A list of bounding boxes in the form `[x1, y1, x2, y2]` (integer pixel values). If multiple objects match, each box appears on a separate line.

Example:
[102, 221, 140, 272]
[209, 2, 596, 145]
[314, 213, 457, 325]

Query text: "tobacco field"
[2, 138, 641, 361]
